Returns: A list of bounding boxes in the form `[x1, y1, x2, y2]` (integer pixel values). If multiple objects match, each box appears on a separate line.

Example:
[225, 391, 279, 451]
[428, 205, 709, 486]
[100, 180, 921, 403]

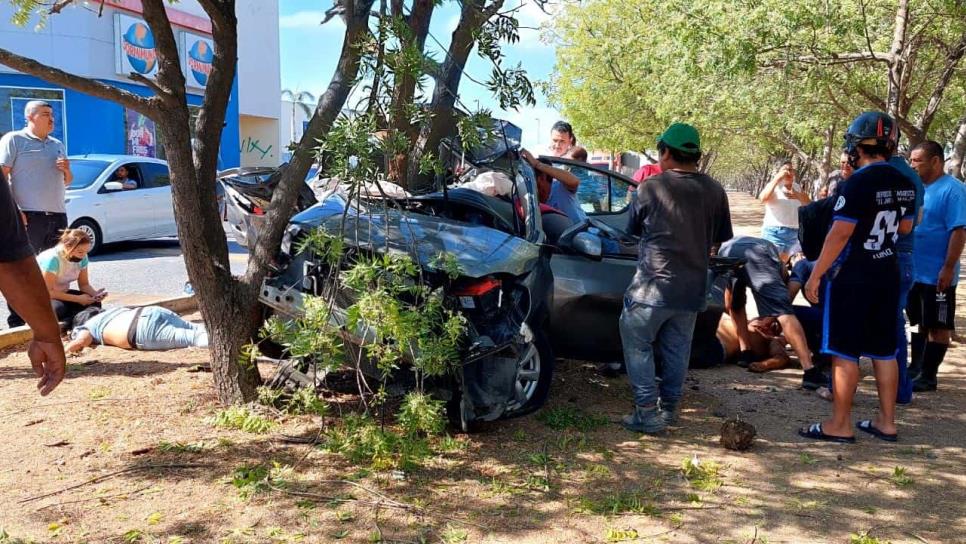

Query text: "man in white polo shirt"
[1, 100, 73, 327]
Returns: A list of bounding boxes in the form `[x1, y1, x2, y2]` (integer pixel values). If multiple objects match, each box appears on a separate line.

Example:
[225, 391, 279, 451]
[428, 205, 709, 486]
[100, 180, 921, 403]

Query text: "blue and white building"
[0, 0, 281, 168]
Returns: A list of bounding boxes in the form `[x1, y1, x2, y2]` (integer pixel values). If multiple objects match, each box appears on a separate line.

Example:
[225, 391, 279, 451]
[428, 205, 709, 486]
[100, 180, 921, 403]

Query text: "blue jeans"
[761, 225, 799, 255]
[620, 298, 697, 407]
[135, 307, 209, 350]
[896, 252, 915, 403]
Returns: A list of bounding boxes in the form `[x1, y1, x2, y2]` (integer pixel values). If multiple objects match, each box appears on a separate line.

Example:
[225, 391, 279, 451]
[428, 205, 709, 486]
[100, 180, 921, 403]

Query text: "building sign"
[8, 94, 67, 145]
[125, 109, 156, 157]
[181, 31, 214, 88]
[115, 13, 158, 78]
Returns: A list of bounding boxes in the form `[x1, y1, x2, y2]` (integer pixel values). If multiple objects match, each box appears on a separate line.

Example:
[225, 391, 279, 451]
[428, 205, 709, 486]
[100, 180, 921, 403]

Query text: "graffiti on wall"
[241, 135, 273, 161]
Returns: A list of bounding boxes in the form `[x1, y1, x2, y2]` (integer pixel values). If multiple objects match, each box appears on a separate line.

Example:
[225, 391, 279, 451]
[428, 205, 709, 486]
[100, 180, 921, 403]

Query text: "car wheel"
[71, 218, 102, 255]
[502, 325, 554, 418]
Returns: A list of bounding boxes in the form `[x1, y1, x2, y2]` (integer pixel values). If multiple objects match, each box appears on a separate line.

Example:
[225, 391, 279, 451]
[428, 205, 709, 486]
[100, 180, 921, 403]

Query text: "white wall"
[236, 0, 280, 121]
[0, 4, 118, 81]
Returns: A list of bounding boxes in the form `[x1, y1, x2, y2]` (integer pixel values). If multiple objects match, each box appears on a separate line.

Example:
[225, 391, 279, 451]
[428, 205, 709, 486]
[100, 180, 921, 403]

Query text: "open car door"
[539, 159, 643, 362]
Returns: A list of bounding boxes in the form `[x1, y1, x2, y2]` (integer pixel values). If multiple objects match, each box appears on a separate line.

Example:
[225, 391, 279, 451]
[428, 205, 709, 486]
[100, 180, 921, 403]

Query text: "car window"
[609, 174, 634, 213]
[67, 159, 111, 190]
[549, 160, 636, 214]
[139, 163, 171, 189]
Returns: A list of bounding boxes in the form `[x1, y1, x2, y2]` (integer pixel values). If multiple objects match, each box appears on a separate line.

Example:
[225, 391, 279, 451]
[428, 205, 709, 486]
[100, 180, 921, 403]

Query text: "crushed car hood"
[290, 194, 542, 278]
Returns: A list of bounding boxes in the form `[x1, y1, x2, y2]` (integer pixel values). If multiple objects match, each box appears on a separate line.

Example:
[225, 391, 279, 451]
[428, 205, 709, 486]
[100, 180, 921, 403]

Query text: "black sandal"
[856, 420, 898, 442]
[798, 423, 855, 443]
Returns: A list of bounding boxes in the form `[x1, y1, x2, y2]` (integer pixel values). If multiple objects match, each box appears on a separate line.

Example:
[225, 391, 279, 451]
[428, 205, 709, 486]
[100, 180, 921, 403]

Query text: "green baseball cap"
[657, 123, 701, 154]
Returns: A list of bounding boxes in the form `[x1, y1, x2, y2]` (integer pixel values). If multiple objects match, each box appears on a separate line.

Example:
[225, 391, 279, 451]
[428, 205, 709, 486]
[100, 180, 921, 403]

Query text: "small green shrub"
[576, 491, 660, 516]
[397, 392, 445, 436]
[537, 406, 608, 432]
[681, 456, 723, 492]
[323, 415, 432, 471]
[210, 406, 276, 434]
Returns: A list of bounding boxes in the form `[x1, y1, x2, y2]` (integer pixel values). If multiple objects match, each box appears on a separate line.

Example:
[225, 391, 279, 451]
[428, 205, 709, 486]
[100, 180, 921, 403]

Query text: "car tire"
[71, 218, 103, 255]
[502, 325, 554, 419]
[255, 306, 288, 360]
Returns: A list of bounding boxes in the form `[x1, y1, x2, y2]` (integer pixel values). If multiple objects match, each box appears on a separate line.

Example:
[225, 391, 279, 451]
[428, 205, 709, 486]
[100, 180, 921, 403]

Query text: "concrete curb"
[0, 295, 198, 351]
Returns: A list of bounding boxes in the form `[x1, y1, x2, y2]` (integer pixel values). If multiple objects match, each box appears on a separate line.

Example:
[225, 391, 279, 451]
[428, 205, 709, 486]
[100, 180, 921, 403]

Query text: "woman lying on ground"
[38, 229, 106, 322]
[65, 306, 209, 353]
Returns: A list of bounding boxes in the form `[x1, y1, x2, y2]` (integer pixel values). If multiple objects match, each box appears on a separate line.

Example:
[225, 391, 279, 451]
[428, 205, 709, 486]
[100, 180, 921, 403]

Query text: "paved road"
[0, 228, 248, 329]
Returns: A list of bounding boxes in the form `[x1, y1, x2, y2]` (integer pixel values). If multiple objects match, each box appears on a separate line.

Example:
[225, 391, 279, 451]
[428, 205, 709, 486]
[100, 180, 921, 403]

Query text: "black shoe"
[802, 367, 827, 391]
[912, 377, 937, 392]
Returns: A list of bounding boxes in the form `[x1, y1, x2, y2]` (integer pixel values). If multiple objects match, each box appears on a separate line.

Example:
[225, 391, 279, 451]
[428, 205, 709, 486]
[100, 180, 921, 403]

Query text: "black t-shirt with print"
[831, 162, 916, 285]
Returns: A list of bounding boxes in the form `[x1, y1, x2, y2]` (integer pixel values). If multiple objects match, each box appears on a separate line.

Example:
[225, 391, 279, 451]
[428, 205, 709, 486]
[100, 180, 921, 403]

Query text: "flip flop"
[856, 420, 898, 442]
[798, 423, 855, 443]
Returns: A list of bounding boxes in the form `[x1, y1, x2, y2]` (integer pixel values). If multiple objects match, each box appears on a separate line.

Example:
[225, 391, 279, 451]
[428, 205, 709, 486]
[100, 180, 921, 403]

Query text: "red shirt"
[632, 163, 662, 183]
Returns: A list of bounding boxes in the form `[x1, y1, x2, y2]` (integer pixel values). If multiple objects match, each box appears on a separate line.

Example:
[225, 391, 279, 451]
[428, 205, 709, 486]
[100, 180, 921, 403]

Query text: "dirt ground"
[1, 193, 964, 544]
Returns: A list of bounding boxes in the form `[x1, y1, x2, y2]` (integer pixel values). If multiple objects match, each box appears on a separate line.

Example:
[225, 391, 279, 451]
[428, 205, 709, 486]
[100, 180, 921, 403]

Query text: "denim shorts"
[761, 225, 799, 255]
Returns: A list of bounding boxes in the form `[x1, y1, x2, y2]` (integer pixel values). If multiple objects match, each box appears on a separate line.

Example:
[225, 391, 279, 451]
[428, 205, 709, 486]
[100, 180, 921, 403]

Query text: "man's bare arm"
[0, 256, 66, 395]
[937, 227, 966, 292]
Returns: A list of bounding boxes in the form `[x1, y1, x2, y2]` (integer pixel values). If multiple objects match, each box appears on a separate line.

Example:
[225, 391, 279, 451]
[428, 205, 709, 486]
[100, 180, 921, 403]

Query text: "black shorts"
[906, 283, 957, 330]
[822, 280, 899, 362]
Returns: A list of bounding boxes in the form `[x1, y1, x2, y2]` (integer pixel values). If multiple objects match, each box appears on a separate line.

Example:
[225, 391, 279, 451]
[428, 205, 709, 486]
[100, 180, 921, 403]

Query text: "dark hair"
[551, 121, 576, 144]
[72, 306, 104, 330]
[779, 160, 793, 168]
[912, 140, 945, 162]
[856, 143, 892, 160]
[569, 147, 588, 162]
[657, 140, 701, 165]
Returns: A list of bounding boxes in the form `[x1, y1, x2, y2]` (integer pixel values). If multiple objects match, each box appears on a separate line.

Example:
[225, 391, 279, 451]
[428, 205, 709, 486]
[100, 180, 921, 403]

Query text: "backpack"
[797, 196, 836, 261]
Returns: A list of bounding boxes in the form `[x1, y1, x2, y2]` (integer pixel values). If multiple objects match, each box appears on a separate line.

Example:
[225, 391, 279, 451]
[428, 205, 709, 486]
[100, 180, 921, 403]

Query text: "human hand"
[27, 339, 66, 396]
[520, 149, 538, 167]
[94, 289, 108, 301]
[20, 210, 27, 226]
[77, 293, 96, 305]
[937, 265, 955, 292]
[804, 277, 820, 304]
[56, 157, 70, 174]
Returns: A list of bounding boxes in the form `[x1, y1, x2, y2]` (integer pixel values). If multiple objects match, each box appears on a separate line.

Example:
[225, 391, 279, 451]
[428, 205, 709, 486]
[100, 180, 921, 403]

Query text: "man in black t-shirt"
[799, 112, 915, 444]
[0, 169, 65, 395]
[620, 123, 733, 434]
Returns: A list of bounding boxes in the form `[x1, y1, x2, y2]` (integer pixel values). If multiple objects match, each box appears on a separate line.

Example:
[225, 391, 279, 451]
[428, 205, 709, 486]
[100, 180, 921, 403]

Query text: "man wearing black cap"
[620, 122, 733, 434]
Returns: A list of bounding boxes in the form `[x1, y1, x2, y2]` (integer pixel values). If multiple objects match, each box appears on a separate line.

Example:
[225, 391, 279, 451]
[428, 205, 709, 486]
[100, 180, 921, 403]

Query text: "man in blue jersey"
[799, 112, 916, 443]
[907, 141, 966, 392]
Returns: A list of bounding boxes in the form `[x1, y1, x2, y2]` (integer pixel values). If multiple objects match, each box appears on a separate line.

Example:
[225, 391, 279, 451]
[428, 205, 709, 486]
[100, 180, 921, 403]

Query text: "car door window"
[139, 163, 171, 189]
[548, 160, 636, 214]
[100, 163, 144, 192]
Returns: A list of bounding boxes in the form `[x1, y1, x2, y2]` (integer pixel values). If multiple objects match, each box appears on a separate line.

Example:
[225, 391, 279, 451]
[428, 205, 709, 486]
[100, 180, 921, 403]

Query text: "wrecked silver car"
[260, 129, 559, 430]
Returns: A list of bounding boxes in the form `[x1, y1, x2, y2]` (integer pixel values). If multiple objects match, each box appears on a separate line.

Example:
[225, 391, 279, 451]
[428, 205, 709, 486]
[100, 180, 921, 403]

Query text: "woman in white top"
[37, 229, 106, 322]
[758, 161, 810, 261]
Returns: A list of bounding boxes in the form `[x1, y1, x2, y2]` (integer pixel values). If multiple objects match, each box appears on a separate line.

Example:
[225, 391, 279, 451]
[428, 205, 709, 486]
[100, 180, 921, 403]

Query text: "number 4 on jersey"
[864, 210, 901, 251]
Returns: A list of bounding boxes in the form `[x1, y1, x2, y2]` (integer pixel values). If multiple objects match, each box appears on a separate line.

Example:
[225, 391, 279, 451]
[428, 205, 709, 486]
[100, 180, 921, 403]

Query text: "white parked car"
[65, 155, 177, 254]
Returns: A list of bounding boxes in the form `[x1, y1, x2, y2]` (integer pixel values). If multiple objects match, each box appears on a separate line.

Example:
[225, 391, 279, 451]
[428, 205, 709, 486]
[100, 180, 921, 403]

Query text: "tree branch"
[127, 72, 166, 98]
[0, 47, 160, 117]
[915, 29, 966, 136]
[139, 0, 186, 103]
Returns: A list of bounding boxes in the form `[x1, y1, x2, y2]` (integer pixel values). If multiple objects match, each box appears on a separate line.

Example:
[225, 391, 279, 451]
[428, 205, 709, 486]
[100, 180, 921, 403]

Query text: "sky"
[278, 0, 561, 150]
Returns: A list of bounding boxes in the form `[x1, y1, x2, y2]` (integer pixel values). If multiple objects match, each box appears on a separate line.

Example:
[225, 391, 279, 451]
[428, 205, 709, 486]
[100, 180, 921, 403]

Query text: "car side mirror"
[103, 181, 124, 192]
[572, 231, 602, 259]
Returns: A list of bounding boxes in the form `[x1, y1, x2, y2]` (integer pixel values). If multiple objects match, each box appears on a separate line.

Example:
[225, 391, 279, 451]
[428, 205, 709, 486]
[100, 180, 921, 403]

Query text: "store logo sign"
[187, 39, 213, 86]
[122, 22, 157, 74]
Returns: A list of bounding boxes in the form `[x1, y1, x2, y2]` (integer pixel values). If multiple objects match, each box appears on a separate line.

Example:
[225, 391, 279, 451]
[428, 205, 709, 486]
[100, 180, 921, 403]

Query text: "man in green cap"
[620, 122, 733, 434]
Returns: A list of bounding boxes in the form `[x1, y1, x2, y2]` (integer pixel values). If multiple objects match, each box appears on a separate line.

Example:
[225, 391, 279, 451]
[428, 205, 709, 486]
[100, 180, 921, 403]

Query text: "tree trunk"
[949, 114, 966, 181]
[387, 0, 435, 185]
[408, 0, 504, 191]
[886, 0, 910, 119]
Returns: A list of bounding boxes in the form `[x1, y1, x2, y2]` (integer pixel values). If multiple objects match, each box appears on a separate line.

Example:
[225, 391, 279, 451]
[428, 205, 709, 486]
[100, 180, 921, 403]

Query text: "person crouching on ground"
[799, 112, 916, 444]
[620, 122, 733, 434]
[66, 306, 209, 353]
[38, 229, 106, 323]
[717, 236, 825, 389]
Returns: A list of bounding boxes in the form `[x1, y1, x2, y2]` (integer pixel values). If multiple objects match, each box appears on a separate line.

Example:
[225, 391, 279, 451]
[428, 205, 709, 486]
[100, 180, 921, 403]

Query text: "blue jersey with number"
[831, 162, 916, 284]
